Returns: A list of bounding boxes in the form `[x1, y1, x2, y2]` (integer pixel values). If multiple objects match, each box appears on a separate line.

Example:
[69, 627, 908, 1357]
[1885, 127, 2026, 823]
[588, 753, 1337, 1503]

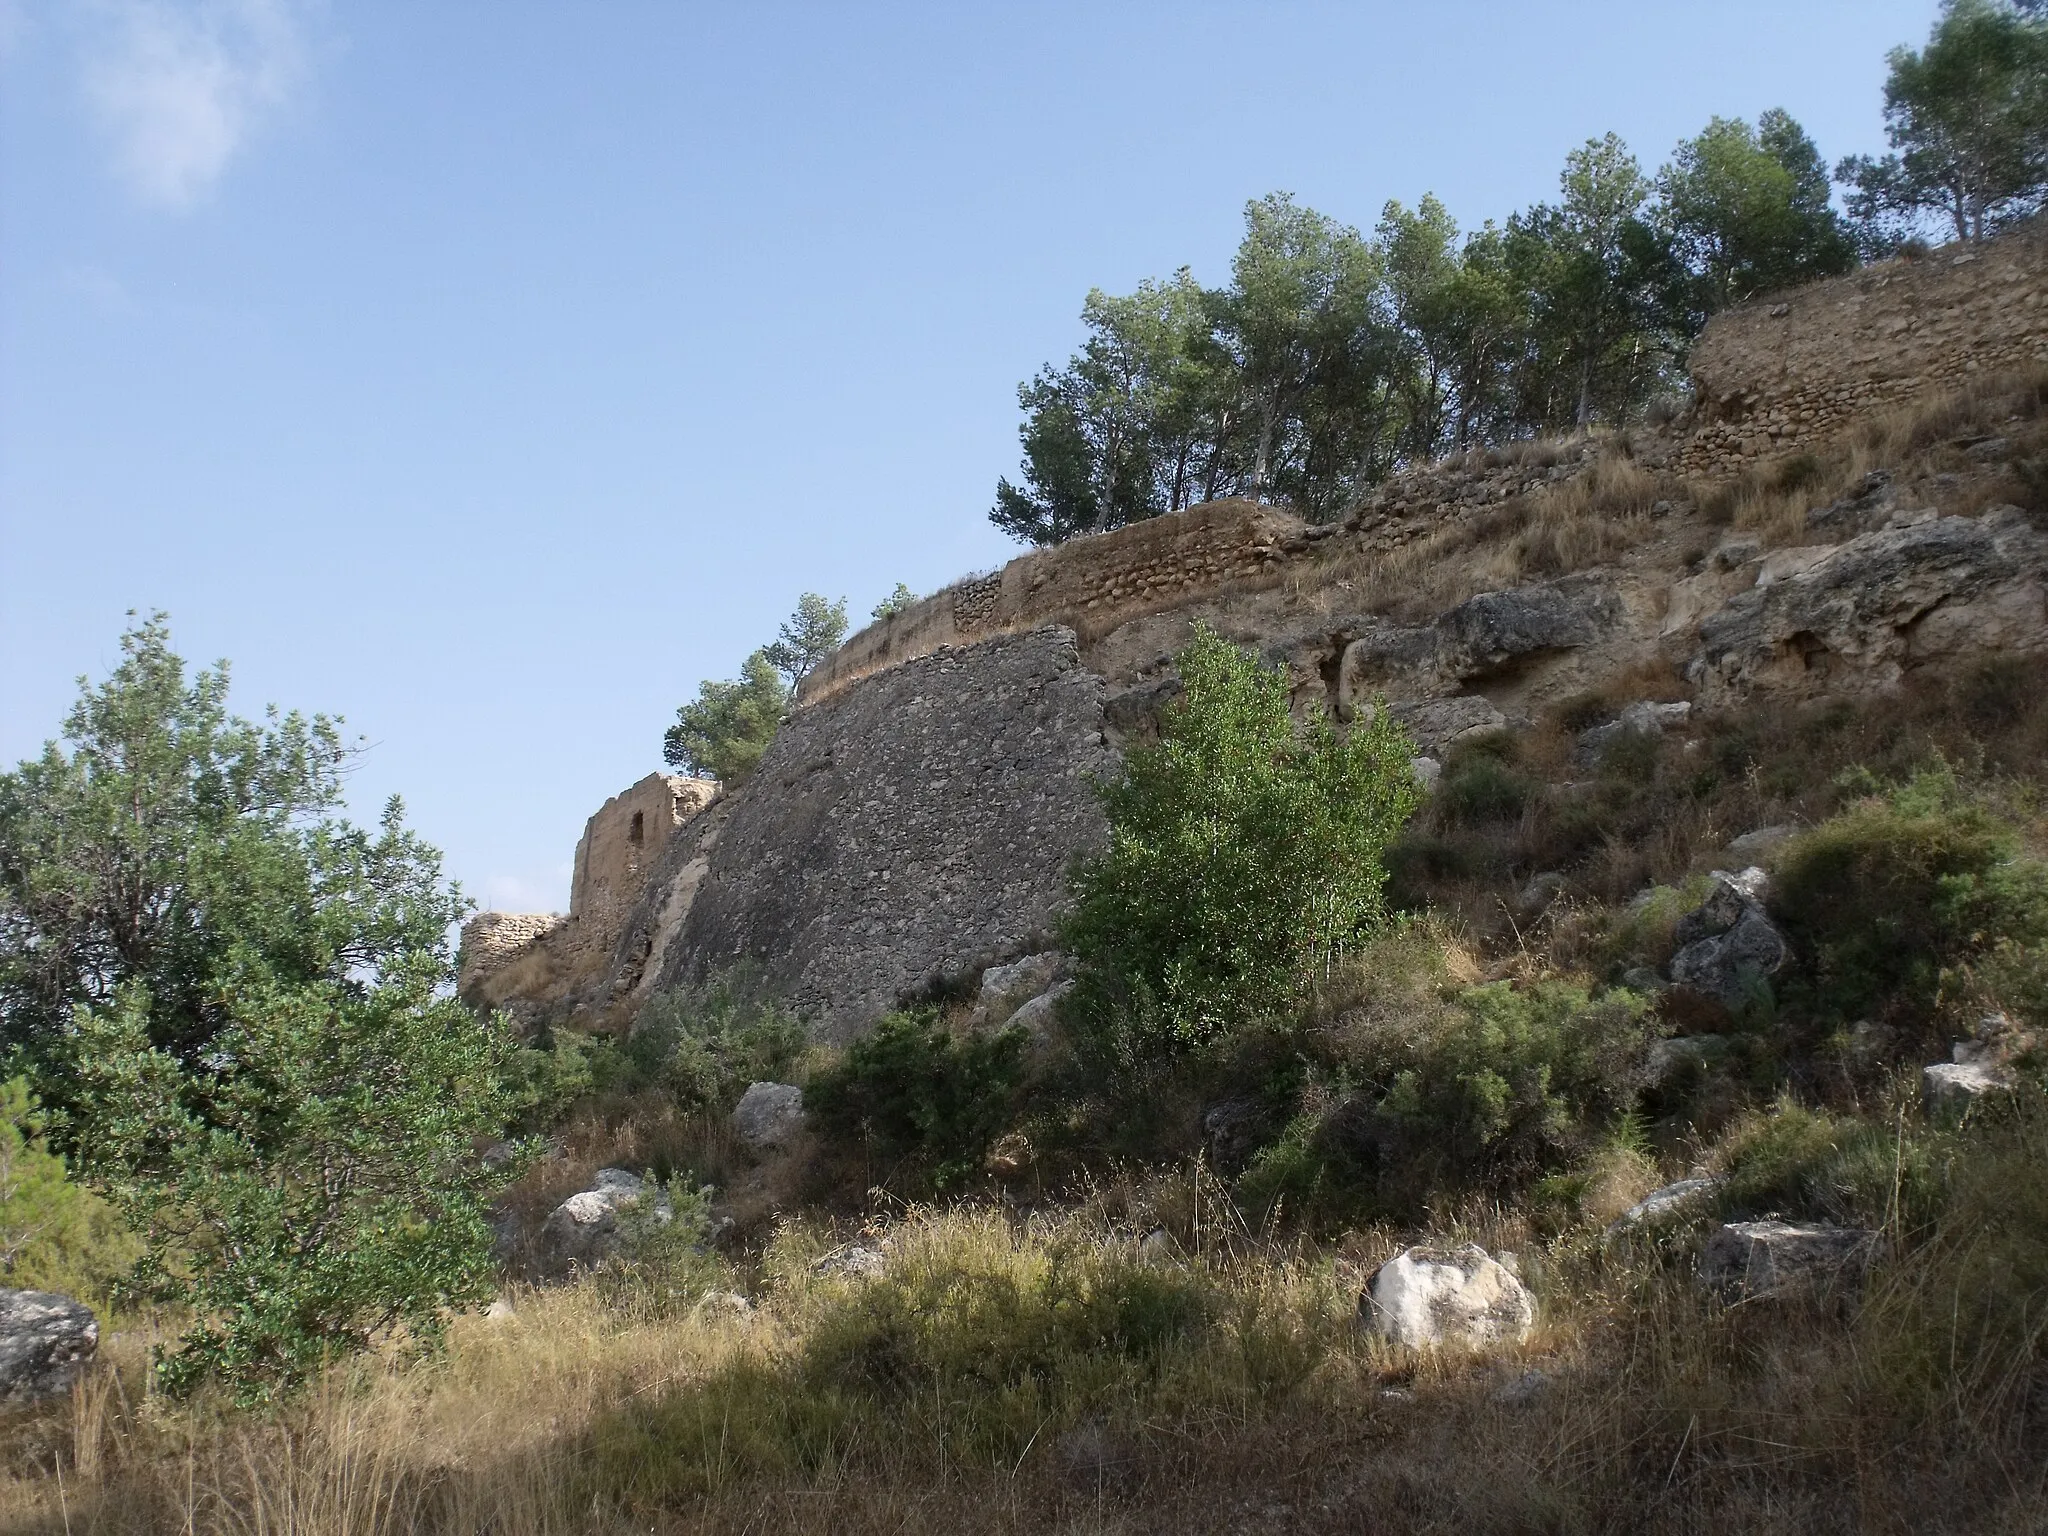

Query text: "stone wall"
[654, 626, 1114, 1040]
[1676, 220, 2048, 479]
[457, 772, 717, 1032]
[799, 499, 1318, 706]
[569, 773, 716, 951]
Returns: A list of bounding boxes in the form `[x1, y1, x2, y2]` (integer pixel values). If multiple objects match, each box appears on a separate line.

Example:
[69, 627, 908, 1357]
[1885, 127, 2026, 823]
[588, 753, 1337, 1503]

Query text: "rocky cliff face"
[464, 220, 2048, 1042]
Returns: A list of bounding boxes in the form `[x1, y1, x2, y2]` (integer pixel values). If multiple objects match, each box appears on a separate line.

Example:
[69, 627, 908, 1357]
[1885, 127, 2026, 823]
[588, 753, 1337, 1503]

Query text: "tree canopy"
[1839, 0, 2048, 246]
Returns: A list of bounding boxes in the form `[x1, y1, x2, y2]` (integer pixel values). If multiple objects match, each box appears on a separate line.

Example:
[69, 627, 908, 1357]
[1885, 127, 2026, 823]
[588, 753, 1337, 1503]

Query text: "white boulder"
[540, 1168, 670, 1267]
[0, 1289, 97, 1404]
[812, 1243, 887, 1281]
[1609, 1177, 1720, 1232]
[732, 1081, 806, 1151]
[1923, 1060, 2012, 1117]
[1362, 1244, 1535, 1349]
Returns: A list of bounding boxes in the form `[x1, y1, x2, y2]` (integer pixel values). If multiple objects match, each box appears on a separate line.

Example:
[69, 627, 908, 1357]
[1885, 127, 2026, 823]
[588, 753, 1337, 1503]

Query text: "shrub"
[807, 1012, 1025, 1190]
[1771, 769, 2048, 1027]
[1371, 980, 1663, 1186]
[625, 967, 809, 1110]
[1714, 1099, 1941, 1231]
[1062, 624, 1420, 1053]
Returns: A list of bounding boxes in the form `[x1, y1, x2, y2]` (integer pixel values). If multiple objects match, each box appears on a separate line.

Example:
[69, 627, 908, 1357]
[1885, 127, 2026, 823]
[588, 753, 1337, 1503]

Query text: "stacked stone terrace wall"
[799, 499, 1315, 706]
[1676, 219, 2048, 479]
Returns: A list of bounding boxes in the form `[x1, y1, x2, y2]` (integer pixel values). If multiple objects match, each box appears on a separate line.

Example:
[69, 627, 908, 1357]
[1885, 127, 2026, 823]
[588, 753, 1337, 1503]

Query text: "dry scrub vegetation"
[4, 1102, 2047, 1536]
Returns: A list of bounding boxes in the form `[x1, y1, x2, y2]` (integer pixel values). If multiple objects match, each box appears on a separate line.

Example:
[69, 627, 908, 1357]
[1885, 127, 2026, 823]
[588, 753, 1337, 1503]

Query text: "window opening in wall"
[629, 810, 644, 844]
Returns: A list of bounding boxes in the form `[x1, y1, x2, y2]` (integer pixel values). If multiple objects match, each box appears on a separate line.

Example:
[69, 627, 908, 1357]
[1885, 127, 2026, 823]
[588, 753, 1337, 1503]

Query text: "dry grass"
[5, 1130, 2047, 1536]
[1696, 365, 2048, 546]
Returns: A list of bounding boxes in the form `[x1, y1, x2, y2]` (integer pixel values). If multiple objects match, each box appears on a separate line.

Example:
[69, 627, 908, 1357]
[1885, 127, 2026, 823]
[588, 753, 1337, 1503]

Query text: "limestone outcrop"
[1691, 510, 2048, 705]
[462, 218, 2048, 1050]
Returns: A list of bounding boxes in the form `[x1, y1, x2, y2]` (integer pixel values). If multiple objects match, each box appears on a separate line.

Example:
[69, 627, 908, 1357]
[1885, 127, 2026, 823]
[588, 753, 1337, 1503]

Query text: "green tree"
[662, 651, 787, 784]
[1511, 134, 1681, 431]
[0, 616, 465, 1076]
[1839, 0, 2048, 246]
[1218, 193, 1389, 507]
[1063, 625, 1421, 1053]
[762, 593, 849, 688]
[871, 583, 919, 621]
[1379, 198, 1525, 457]
[991, 272, 1220, 543]
[1659, 111, 1857, 312]
[73, 965, 522, 1402]
[0, 1077, 137, 1300]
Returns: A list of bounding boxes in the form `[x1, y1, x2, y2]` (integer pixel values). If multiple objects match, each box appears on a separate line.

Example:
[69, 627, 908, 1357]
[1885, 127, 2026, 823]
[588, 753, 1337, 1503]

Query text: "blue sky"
[1, 0, 1938, 914]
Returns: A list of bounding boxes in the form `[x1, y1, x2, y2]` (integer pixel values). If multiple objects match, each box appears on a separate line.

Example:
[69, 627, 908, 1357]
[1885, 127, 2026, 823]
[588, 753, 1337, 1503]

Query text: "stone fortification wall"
[458, 772, 717, 1031]
[799, 499, 1319, 706]
[569, 774, 716, 944]
[655, 626, 1114, 1040]
[1676, 220, 2048, 479]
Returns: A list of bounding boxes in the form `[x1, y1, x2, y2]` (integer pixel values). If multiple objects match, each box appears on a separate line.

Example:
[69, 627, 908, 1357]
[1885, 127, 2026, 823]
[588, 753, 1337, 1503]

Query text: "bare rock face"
[1385, 696, 1509, 755]
[1361, 1245, 1536, 1349]
[1691, 510, 2048, 705]
[1339, 576, 1622, 707]
[1700, 1220, 1882, 1300]
[540, 1169, 669, 1268]
[1667, 868, 1787, 1010]
[0, 1289, 98, 1404]
[658, 626, 1114, 1041]
[1575, 699, 1691, 765]
[731, 1082, 806, 1151]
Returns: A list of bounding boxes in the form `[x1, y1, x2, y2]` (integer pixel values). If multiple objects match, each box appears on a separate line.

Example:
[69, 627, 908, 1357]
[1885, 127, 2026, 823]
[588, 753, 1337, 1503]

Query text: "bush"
[806, 1012, 1025, 1190]
[1771, 769, 2048, 1027]
[625, 967, 809, 1110]
[1714, 1098, 1940, 1230]
[1372, 980, 1663, 1185]
[1062, 624, 1420, 1054]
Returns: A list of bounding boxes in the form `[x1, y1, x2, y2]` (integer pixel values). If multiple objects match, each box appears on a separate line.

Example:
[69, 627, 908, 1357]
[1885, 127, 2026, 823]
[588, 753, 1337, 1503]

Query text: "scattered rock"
[1137, 1227, 1179, 1266]
[1005, 980, 1072, 1043]
[1923, 1060, 2013, 1117]
[1726, 824, 1798, 861]
[1202, 1098, 1267, 1175]
[1620, 965, 1665, 994]
[1361, 1244, 1536, 1350]
[812, 1244, 886, 1281]
[694, 1290, 754, 1320]
[540, 1169, 670, 1267]
[1386, 695, 1509, 755]
[1610, 1177, 1720, 1231]
[0, 1289, 98, 1404]
[1411, 756, 1443, 791]
[483, 1297, 517, 1322]
[1700, 1220, 1882, 1301]
[1667, 868, 1787, 1010]
[971, 952, 1065, 1025]
[731, 1081, 806, 1152]
[1576, 699, 1691, 764]
[1517, 872, 1567, 914]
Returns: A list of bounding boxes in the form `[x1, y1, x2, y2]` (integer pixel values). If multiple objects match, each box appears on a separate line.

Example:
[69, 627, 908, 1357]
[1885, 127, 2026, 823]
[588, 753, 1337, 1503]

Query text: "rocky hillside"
[463, 218, 2048, 1044]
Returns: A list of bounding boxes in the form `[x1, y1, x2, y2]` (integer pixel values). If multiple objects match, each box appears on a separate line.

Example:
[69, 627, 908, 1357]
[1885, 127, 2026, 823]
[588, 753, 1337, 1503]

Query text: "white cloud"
[81, 0, 308, 210]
